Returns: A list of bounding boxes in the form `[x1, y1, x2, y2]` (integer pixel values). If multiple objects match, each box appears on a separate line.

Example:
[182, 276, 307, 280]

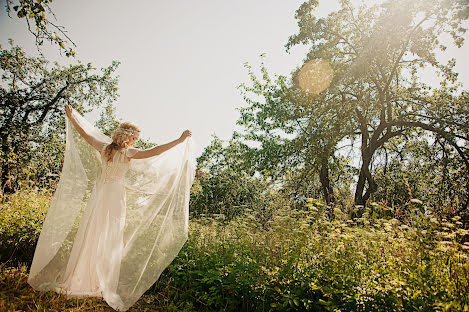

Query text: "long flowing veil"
[28, 111, 196, 311]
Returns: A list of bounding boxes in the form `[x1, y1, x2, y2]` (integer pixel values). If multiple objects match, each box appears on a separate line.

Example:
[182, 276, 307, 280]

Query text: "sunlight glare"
[294, 59, 334, 95]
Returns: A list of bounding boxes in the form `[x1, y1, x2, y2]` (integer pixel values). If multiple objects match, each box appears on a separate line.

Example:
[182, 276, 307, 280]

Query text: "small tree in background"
[191, 135, 275, 222]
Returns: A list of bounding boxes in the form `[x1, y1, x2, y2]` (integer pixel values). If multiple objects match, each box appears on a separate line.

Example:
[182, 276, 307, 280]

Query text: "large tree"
[287, 0, 469, 208]
[0, 43, 119, 192]
[238, 0, 469, 216]
[238, 60, 355, 207]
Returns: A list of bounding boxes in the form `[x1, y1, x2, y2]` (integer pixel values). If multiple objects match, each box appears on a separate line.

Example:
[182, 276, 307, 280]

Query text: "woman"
[28, 105, 195, 311]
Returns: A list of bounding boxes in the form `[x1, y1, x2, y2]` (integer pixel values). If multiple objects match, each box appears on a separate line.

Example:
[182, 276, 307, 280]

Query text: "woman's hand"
[65, 105, 73, 119]
[179, 130, 192, 142]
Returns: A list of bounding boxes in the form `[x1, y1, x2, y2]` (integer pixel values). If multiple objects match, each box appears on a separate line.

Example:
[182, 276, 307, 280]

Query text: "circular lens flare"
[294, 59, 333, 95]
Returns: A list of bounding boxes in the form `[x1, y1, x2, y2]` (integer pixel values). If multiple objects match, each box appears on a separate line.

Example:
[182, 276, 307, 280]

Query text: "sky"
[1, 0, 468, 158]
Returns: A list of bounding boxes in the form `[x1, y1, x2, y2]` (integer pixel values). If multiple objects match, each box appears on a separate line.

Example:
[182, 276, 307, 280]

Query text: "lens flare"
[294, 59, 333, 95]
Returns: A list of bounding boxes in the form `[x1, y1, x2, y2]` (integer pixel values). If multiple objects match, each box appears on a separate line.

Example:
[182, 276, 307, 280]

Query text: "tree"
[94, 102, 156, 149]
[372, 131, 469, 221]
[238, 58, 355, 208]
[95, 103, 121, 137]
[239, 0, 469, 217]
[286, 0, 469, 210]
[5, 0, 76, 56]
[0, 43, 119, 192]
[191, 135, 271, 221]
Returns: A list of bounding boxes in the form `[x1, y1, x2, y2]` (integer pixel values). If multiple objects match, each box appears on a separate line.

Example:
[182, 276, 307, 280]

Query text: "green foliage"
[0, 43, 119, 192]
[150, 203, 469, 311]
[0, 190, 49, 266]
[238, 0, 469, 216]
[191, 135, 273, 221]
[291, 0, 469, 208]
[371, 133, 469, 223]
[95, 103, 121, 137]
[0, 262, 171, 311]
[6, 0, 76, 56]
[3, 191, 468, 311]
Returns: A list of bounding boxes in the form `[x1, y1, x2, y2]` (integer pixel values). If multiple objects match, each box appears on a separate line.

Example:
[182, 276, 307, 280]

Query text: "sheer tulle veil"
[28, 110, 196, 311]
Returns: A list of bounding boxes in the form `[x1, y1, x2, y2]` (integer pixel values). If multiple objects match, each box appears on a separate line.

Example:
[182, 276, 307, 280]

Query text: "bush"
[0, 190, 49, 266]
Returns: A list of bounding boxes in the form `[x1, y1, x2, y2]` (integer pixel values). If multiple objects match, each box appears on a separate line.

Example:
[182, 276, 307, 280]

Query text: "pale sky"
[1, 0, 468, 158]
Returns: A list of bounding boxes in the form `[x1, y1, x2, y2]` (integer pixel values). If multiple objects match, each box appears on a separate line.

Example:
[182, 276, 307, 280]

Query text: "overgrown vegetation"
[2, 0, 469, 310]
[1, 190, 468, 311]
[235, 0, 469, 222]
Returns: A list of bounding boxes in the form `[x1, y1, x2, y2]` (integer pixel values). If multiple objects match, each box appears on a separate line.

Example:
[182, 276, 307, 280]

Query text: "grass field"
[1, 191, 468, 311]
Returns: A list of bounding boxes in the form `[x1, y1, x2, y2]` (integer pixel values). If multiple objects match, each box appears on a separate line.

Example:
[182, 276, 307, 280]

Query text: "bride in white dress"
[28, 105, 195, 311]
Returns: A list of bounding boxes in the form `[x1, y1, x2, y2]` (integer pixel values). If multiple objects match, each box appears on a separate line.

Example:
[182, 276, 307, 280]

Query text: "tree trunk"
[1, 137, 14, 194]
[319, 158, 334, 203]
[354, 150, 378, 216]
[319, 157, 335, 219]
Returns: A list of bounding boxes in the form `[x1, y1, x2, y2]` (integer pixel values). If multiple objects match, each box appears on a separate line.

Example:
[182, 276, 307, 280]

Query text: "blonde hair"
[104, 122, 140, 162]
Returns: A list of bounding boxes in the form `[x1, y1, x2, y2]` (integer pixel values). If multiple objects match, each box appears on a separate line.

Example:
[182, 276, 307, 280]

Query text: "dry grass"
[0, 263, 179, 312]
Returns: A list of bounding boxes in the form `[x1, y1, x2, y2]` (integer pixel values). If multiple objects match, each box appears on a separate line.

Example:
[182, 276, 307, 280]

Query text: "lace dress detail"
[101, 160, 130, 183]
[100, 148, 131, 183]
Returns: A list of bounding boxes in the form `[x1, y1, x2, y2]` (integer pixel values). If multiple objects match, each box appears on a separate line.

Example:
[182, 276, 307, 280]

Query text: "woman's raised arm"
[130, 130, 192, 159]
[65, 105, 106, 151]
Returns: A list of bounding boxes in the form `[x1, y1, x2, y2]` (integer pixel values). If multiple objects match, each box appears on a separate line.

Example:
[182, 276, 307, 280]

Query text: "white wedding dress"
[53, 146, 131, 304]
[28, 110, 196, 311]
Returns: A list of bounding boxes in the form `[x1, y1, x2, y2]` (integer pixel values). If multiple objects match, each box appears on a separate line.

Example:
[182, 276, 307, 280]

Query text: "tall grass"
[153, 204, 469, 311]
[1, 190, 468, 311]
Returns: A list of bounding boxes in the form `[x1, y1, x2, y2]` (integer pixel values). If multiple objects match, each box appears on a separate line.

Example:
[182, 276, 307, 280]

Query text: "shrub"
[0, 190, 49, 266]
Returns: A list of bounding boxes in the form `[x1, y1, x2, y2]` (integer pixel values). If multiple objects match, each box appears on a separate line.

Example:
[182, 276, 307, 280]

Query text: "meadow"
[1, 190, 468, 311]
[2, 0, 469, 311]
